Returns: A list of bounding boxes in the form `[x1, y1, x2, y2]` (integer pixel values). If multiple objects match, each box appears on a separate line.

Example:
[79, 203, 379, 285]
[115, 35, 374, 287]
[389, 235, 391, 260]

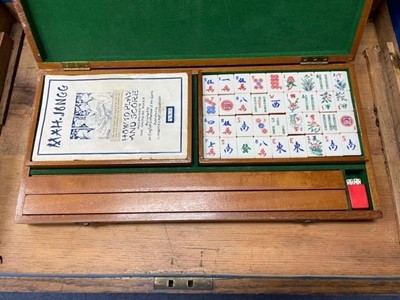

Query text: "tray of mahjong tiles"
[198, 68, 368, 165]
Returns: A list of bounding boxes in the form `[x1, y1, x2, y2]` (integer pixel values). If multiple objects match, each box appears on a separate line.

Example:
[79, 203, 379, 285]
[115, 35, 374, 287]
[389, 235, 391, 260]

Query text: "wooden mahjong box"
[15, 0, 382, 223]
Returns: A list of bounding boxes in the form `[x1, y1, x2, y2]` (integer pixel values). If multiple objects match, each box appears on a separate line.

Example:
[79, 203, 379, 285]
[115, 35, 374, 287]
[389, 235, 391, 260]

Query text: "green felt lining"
[21, 0, 366, 63]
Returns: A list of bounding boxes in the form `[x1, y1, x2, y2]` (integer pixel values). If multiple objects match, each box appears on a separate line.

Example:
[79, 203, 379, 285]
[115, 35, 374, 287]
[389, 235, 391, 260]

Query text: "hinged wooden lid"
[16, 0, 372, 69]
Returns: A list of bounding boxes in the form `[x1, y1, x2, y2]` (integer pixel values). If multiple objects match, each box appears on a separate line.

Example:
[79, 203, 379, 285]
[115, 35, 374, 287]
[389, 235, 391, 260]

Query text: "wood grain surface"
[0, 20, 400, 294]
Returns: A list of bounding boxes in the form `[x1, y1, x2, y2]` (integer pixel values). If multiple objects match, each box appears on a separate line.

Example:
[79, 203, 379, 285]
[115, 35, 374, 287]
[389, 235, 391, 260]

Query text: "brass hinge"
[62, 61, 91, 71]
[301, 56, 329, 65]
[154, 277, 213, 291]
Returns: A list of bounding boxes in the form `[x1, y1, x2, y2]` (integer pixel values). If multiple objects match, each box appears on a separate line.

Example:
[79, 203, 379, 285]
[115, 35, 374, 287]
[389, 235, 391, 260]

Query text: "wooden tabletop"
[1, 20, 400, 294]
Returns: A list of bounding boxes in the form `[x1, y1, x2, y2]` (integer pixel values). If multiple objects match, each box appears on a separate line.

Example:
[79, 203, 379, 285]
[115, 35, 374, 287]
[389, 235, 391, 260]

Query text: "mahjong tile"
[341, 133, 362, 156]
[271, 137, 291, 158]
[337, 111, 358, 133]
[301, 92, 319, 112]
[218, 74, 234, 94]
[234, 73, 250, 93]
[250, 73, 267, 93]
[203, 75, 218, 95]
[235, 93, 252, 114]
[237, 137, 255, 158]
[268, 92, 286, 114]
[266, 73, 284, 92]
[287, 113, 305, 135]
[304, 112, 322, 134]
[314, 72, 333, 91]
[219, 95, 235, 116]
[306, 134, 324, 157]
[203, 116, 220, 137]
[269, 115, 288, 136]
[202, 95, 219, 116]
[320, 113, 339, 133]
[335, 90, 354, 111]
[323, 134, 343, 156]
[253, 115, 270, 136]
[317, 90, 337, 112]
[298, 72, 316, 92]
[332, 71, 350, 91]
[288, 135, 308, 157]
[203, 137, 220, 159]
[236, 115, 254, 137]
[283, 73, 300, 92]
[220, 116, 236, 137]
[254, 137, 273, 158]
[286, 92, 304, 113]
[220, 137, 238, 158]
[252, 93, 268, 114]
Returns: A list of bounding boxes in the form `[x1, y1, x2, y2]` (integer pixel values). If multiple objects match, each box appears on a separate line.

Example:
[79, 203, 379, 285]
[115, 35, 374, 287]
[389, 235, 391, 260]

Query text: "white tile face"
[250, 73, 267, 93]
[219, 95, 236, 116]
[220, 138, 238, 158]
[283, 73, 300, 92]
[332, 71, 350, 91]
[234, 73, 250, 93]
[304, 112, 322, 134]
[253, 115, 270, 136]
[287, 113, 305, 135]
[220, 116, 236, 137]
[254, 137, 273, 158]
[301, 92, 319, 112]
[237, 137, 255, 158]
[335, 90, 354, 111]
[236, 116, 254, 137]
[203, 75, 218, 95]
[203, 116, 220, 137]
[315, 72, 332, 91]
[306, 134, 324, 157]
[323, 134, 343, 156]
[269, 115, 288, 136]
[204, 137, 220, 158]
[286, 92, 304, 113]
[320, 113, 339, 133]
[201, 71, 363, 161]
[203, 95, 219, 116]
[341, 133, 362, 156]
[337, 111, 358, 133]
[288, 135, 307, 157]
[271, 137, 290, 158]
[268, 92, 286, 114]
[266, 73, 284, 92]
[235, 93, 252, 115]
[252, 94, 268, 114]
[218, 74, 234, 94]
[298, 72, 316, 92]
[317, 90, 337, 112]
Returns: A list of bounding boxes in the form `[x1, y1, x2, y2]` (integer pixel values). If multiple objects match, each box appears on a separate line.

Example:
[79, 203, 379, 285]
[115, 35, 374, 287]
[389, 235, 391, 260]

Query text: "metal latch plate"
[62, 61, 91, 71]
[154, 277, 213, 290]
[301, 56, 329, 65]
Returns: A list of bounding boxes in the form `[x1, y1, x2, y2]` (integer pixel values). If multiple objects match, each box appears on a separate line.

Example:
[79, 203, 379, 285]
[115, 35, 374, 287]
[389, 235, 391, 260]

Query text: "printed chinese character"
[241, 143, 251, 153]
[329, 140, 338, 151]
[276, 142, 287, 153]
[240, 121, 250, 132]
[224, 143, 234, 154]
[347, 139, 356, 150]
[293, 141, 304, 153]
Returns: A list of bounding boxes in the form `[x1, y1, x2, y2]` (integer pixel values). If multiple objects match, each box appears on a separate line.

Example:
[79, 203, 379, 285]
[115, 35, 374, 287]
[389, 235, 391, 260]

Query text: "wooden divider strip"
[23, 190, 348, 215]
[25, 170, 345, 195]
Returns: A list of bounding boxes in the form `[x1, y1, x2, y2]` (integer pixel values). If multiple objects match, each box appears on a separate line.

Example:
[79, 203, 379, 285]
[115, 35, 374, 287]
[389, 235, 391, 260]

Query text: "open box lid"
[15, 0, 372, 69]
